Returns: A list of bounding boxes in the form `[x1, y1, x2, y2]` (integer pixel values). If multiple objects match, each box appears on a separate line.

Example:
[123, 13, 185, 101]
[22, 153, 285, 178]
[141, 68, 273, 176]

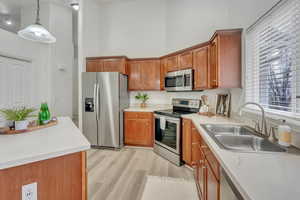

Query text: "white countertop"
[182, 114, 300, 200]
[0, 117, 91, 170]
[124, 104, 172, 112]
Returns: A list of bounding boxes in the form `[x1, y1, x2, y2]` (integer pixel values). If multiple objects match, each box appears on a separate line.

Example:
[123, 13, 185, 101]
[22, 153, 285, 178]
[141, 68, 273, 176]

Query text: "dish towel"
[160, 117, 166, 130]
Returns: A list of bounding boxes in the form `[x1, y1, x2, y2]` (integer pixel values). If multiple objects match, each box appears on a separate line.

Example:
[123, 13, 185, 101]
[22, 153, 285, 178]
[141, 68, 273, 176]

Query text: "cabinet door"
[193, 46, 209, 89]
[160, 59, 167, 90]
[178, 51, 193, 70]
[102, 58, 127, 74]
[166, 56, 178, 72]
[196, 150, 206, 200]
[128, 61, 141, 90]
[206, 161, 220, 200]
[182, 119, 192, 165]
[124, 112, 153, 147]
[140, 60, 161, 90]
[192, 126, 202, 165]
[86, 60, 103, 72]
[124, 118, 152, 146]
[209, 38, 218, 88]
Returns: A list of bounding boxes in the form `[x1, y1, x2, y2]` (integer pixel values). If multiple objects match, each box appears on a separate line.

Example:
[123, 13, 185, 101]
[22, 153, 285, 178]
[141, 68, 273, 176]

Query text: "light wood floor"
[87, 147, 194, 200]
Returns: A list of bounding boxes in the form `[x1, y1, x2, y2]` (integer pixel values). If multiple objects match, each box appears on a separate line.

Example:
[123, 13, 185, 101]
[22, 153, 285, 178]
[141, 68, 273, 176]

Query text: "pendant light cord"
[36, 0, 40, 24]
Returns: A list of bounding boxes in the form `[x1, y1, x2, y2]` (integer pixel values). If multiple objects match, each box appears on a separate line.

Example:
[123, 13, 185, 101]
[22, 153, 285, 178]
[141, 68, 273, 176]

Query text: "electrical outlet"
[22, 182, 37, 200]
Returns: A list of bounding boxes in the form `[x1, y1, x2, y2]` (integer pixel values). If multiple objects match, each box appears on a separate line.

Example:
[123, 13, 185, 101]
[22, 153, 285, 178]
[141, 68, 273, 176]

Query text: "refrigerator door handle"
[96, 83, 100, 120]
[93, 83, 97, 115]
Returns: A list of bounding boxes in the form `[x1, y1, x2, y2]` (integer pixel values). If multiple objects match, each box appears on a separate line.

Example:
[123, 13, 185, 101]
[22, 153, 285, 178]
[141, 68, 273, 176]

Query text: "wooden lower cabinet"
[182, 119, 220, 200]
[124, 112, 153, 147]
[0, 152, 87, 200]
[206, 159, 220, 200]
[182, 119, 192, 165]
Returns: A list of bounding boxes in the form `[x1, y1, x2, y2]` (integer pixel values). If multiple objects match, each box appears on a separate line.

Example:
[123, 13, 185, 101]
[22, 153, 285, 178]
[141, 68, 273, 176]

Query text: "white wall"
[165, 0, 279, 52]
[0, 28, 51, 118]
[48, 3, 74, 117]
[82, 0, 166, 58]
[0, 2, 74, 122]
[20, 2, 74, 118]
[79, 0, 279, 129]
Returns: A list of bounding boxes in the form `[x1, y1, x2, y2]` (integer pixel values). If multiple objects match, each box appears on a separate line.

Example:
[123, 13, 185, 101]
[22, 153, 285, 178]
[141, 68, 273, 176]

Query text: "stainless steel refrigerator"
[82, 72, 129, 148]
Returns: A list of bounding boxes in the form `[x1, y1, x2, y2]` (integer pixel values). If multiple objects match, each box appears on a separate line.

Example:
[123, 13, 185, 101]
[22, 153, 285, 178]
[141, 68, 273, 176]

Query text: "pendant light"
[18, 0, 56, 44]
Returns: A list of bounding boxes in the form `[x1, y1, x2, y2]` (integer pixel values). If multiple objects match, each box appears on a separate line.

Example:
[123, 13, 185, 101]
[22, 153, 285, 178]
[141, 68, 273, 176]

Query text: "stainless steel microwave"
[165, 69, 193, 91]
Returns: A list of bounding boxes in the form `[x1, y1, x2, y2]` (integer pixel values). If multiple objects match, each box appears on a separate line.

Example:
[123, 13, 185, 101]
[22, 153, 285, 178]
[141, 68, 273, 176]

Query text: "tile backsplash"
[129, 89, 232, 112]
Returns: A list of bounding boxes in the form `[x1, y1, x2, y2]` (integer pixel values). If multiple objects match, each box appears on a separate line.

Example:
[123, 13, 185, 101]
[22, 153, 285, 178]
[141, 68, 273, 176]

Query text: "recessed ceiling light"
[5, 20, 12, 25]
[71, 3, 79, 11]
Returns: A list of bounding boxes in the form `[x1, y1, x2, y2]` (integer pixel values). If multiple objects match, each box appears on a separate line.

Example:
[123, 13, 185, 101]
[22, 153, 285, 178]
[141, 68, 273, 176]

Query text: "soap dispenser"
[278, 120, 292, 147]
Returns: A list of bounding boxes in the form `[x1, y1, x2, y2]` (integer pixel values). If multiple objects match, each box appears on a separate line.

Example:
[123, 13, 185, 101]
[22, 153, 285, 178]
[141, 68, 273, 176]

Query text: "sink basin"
[202, 124, 287, 153]
[202, 124, 258, 136]
[215, 135, 286, 152]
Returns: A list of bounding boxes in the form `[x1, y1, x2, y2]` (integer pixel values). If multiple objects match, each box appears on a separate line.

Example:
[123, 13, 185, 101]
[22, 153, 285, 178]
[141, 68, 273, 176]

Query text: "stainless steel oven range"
[154, 98, 201, 166]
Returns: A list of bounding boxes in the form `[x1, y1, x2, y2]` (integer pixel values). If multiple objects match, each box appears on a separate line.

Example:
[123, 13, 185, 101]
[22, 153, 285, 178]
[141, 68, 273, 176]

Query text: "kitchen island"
[0, 117, 90, 200]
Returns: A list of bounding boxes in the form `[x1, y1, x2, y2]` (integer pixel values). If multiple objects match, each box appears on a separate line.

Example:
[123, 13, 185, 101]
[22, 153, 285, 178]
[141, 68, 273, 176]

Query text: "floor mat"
[141, 176, 198, 200]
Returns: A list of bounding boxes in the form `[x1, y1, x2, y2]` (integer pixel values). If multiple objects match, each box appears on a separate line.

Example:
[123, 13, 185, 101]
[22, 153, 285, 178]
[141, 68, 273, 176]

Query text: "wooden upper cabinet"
[178, 51, 193, 70]
[86, 60, 103, 72]
[193, 46, 209, 90]
[102, 58, 127, 74]
[128, 61, 141, 90]
[87, 29, 241, 90]
[128, 59, 162, 91]
[209, 30, 242, 88]
[209, 37, 219, 88]
[160, 59, 167, 90]
[141, 60, 161, 90]
[86, 57, 128, 74]
[165, 56, 178, 72]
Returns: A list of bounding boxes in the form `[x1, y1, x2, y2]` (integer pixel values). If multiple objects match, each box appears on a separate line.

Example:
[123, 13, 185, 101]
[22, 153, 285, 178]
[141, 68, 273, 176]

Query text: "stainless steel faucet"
[238, 102, 269, 137]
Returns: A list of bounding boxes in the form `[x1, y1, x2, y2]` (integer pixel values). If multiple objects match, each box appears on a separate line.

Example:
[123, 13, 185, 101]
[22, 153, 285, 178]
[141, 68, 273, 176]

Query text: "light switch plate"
[22, 182, 37, 200]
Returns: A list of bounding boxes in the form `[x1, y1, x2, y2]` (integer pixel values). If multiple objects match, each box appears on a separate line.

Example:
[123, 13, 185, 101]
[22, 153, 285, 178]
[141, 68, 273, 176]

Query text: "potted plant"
[135, 93, 150, 108]
[0, 107, 36, 130]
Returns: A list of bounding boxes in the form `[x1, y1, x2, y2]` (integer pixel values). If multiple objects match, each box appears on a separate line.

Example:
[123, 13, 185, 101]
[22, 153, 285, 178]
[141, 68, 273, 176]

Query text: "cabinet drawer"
[201, 140, 220, 180]
[137, 112, 153, 119]
[125, 112, 152, 119]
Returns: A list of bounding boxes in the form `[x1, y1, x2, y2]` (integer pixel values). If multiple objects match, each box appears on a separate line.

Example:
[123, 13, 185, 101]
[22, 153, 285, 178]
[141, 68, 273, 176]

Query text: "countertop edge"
[182, 114, 252, 200]
[193, 121, 251, 200]
[0, 145, 91, 170]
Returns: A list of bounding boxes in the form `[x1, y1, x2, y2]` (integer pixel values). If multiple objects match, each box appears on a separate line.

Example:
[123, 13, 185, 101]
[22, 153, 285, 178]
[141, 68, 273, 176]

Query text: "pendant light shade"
[18, 0, 56, 44]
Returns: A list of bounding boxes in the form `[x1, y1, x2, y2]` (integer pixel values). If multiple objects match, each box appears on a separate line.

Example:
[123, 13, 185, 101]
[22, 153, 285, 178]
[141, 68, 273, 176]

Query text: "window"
[246, 0, 300, 116]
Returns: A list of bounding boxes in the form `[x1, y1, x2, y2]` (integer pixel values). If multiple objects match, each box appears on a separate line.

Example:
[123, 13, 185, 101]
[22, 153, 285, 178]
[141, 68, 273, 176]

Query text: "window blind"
[245, 0, 300, 116]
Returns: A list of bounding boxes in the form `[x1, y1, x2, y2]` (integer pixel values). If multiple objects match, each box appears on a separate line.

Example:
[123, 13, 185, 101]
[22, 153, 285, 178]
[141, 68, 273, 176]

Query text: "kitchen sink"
[202, 124, 287, 153]
[203, 124, 258, 136]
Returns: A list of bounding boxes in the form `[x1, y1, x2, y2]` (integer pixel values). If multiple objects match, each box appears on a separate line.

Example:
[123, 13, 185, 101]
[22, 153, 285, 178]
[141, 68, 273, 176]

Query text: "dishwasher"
[220, 169, 244, 200]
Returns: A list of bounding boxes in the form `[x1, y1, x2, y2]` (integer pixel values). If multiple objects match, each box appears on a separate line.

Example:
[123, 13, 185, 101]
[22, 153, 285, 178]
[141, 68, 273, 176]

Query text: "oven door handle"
[154, 114, 181, 123]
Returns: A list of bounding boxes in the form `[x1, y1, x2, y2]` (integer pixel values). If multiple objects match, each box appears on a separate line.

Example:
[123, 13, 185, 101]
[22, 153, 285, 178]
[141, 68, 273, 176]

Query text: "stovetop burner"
[154, 109, 197, 118]
[154, 98, 201, 118]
